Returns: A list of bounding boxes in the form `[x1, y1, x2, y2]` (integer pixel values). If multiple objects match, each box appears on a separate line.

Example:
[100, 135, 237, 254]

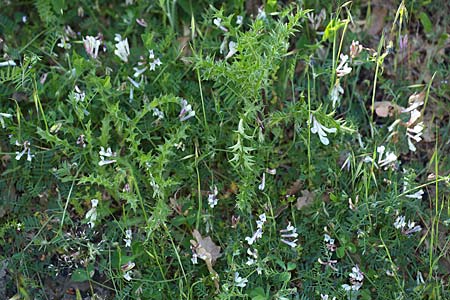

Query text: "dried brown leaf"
[295, 190, 315, 210]
[191, 230, 222, 265]
[374, 101, 404, 118]
[191, 230, 221, 291]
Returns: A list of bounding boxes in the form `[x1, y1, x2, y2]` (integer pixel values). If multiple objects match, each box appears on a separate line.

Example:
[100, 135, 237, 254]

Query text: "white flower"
[330, 81, 344, 108]
[236, 15, 243, 25]
[342, 265, 364, 291]
[0, 60, 16, 67]
[350, 265, 364, 282]
[191, 253, 198, 264]
[247, 248, 258, 259]
[225, 41, 238, 59]
[407, 109, 421, 127]
[280, 222, 298, 238]
[388, 119, 401, 132]
[394, 215, 406, 229]
[245, 227, 263, 245]
[402, 100, 424, 113]
[256, 213, 266, 229]
[124, 271, 132, 281]
[124, 229, 132, 247]
[280, 222, 298, 248]
[403, 220, 422, 235]
[153, 108, 164, 120]
[136, 18, 147, 27]
[257, 7, 267, 20]
[379, 152, 398, 169]
[114, 34, 130, 62]
[280, 238, 298, 248]
[234, 272, 248, 288]
[246, 214, 266, 245]
[258, 173, 266, 191]
[85, 199, 99, 228]
[266, 168, 276, 175]
[57, 36, 71, 50]
[321, 294, 336, 300]
[74, 85, 86, 102]
[98, 146, 117, 166]
[324, 234, 334, 245]
[179, 99, 195, 122]
[15, 141, 34, 162]
[128, 76, 140, 88]
[336, 54, 352, 77]
[0, 112, 12, 128]
[213, 18, 227, 32]
[208, 185, 219, 208]
[318, 258, 338, 271]
[310, 114, 337, 145]
[83, 36, 101, 59]
[148, 50, 162, 70]
[246, 257, 256, 265]
[406, 122, 424, 152]
[406, 189, 424, 200]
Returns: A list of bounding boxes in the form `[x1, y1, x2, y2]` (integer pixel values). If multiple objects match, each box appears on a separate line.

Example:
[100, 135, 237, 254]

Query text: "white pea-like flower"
[98, 146, 117, 166]
[234, 272, 248, 288]
[310, 115, 337, 146]
[83, 36, 101, 59]
[114, 34, 130, 62]
[336, 54, 352, 77]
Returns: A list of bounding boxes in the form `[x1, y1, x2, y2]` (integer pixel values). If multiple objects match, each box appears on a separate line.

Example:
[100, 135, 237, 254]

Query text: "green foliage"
[0, 1, 449, 299]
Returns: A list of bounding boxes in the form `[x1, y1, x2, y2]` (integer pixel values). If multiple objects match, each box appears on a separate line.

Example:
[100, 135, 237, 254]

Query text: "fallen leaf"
[295, 190, 315, 210]
[373, 101, 404, 117]
[191, 230, 222, 292]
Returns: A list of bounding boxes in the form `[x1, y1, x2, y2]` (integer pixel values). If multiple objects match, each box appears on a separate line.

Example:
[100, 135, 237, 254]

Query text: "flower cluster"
[245, 248, 258, 266]
[179, 98, 196, 122]
[245, 213, 266, 245]
[133, 49, 162, 78]
[336, 53, 352, 77]
[74, 85, 86, 102]
[234, 272, 248, 288]
[324, 233, 336, 252]
[207, 185, 219, 208]
[377, 145, 398, 169]
[280, 221, 298, 248]
[364, 145, 398, 170]
[83, 35, 101, 59]
[124, 229, 132, 247]
[98, 146, 117, 166]
[121, 261, 135, 281]
[394, 215, 422, 236]
[114, 34, 130, 62]
[15, 140, 34, 162]
[342, 265, 364, 291]
[310, 114, 337, 145]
